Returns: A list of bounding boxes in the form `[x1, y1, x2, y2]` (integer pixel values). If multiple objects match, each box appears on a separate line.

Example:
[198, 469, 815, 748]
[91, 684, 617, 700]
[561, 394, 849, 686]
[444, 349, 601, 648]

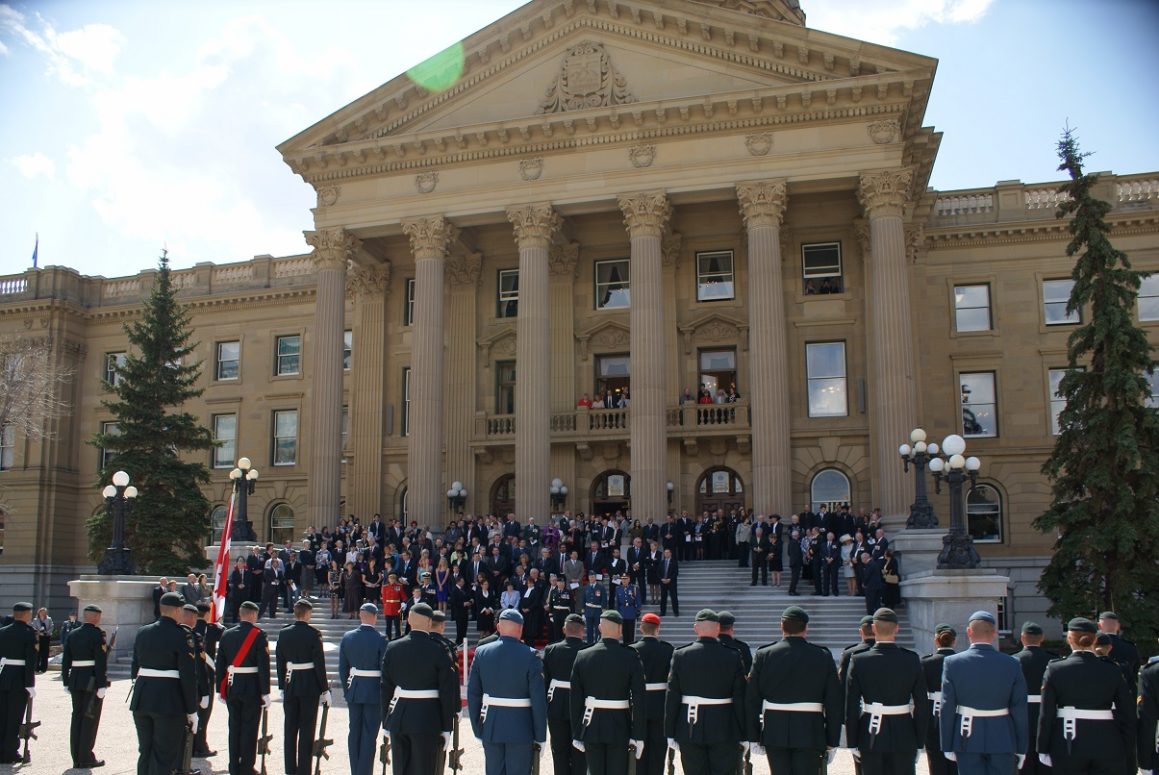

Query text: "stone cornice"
[736, 179, 788, 228]
[924, 213, 1159, 250]
[85, 288, 318, 322]
[507, 203, 564, 249]
[618, 191, 672, 237]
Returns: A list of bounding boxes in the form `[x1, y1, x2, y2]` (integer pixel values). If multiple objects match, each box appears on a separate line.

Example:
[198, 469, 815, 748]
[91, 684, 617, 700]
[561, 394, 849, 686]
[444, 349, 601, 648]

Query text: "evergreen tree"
[89, 251, 214, 574]
[1034, 129, 1159, 644]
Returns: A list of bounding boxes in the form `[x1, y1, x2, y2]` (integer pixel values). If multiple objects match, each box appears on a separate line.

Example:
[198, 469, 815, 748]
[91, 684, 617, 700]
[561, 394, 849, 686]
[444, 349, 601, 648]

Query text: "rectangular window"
[272, 409, 298, 466]
[402, 368, 411, 437]
[497, 270, 519, 318]
[0, 425, 14, 471]
[595, 259, 630, 310]
[1043, 279, 1079, 325]
[967, 484, 1003, 543]
[954, 284, 992, 332]
[100, 421, 120, 471]
[802, 242, 843, 294]
[1139, 273, 1159, 322]
[960, 372, 998, 437]
[698, 349, 737, 400]
[341, 405, 349, 452]
[696, 250, 735, 302]
[496, 360, 516, 414]
[275, 334, 300, 376]
[595, 354, 631, 406]
[1147, 369, 1159, 410]
[1049, 367, 1086, 435]
[343, 330, 352, 371]
[404, 279, 416, 326]
[212, 414, 237, 469]
[805, 342, 847, 417]
[104, 351, 126, 386]
[216, 341, 240, 381]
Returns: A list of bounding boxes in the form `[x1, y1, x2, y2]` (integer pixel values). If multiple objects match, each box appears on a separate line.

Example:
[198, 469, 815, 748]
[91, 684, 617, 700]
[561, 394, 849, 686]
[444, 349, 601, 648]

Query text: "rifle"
[19, 697, 39, 763]
[447, 708, 465, 773]
[85, 626, 117, 719]
[666, 746, 676, 775]
[312, 703, 334, 775]
[627, 742, 637, 775]
[257, 706, 273, 775]
[378, 734, 391, 775]
[180, 715, 195, 775]
[744, 744, 754, 775]
[531, 742, 542, 775]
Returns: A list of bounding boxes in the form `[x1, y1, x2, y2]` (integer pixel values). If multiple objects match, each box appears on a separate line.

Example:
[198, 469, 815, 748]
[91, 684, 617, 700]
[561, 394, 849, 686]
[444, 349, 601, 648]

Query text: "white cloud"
[806, 0, 995, 45]
[0, 4, 124, 86]
[10, 152, 56, 179]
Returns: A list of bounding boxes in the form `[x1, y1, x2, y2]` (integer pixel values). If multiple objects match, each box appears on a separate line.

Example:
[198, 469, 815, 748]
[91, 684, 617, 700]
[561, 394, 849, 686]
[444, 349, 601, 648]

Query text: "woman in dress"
[327, 560, 342, 619]
[769, 522, 784, 587]
[362, 557, 383, 606]
[343, 561, 362, 619]
[500, 581, 520, 612]
[841, 534, 857, 596]
[882, 549, 902, 607]
[434, 559, 451, 611]
[31, 608, 53, 673]
[475, 578, 498, 638]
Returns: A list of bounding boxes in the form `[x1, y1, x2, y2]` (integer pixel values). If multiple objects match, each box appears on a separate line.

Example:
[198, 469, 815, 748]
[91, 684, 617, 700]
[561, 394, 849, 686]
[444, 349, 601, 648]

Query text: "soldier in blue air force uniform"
[339, 603, 388, 775]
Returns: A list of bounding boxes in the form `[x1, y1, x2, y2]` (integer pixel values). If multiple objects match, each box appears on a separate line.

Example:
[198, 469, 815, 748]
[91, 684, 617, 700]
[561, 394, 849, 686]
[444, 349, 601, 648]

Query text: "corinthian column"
[507, 203, 563, 522]
[858, 168, 918, 520]
[737, 180, 790, 515]
[401, 216, 455, 527]
[305, 227, 358, 529]
[618, 191, 672, 523]
[347, 262, 391, 519]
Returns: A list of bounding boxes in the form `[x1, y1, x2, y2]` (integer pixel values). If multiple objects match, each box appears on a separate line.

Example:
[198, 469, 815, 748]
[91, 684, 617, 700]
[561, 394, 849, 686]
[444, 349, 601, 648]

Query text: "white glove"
[199, 695, 210, 709]
[1016, 754, 1026, 769]
[630, 739, 644, 760]
[1039, 754, 1052, 767]
[1140, 770, 1153, 775]
[321, 690, 333, 706]
[827, 748, 837, 765]
[187, 713, 199, 735]
[572, 739, 585, 752]
[945, 752, 957, 762]
[751, 741, 767, 757]
[261, 694, 271, 708]
[667, 738, 680, 752]
[851, 749, 861, 762]
[26, 687, 35, 699]
[96, 688, 107, 700]
[441, 731, 452, 752]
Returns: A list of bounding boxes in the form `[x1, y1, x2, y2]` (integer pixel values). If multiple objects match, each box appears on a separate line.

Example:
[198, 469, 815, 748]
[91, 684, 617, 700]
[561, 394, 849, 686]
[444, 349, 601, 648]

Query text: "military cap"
[564, 613, 585, 626]
[872, 607, 899, 623]
[1067, 617, 1097, 633]
[694, 609, 719, 623]
[431, 610, 447, 623]
[1097, 611, 1119, 621]
[83, 604, 103, 614]
[359, 602, 379, 615]
[781, 606, 809, 624]
[293, 598, 313, 611]
[409, 602, 435, 619]
[13, 602, 33, 613]
[859, 615, 875, 627]
[935, 623, 957, 636]
[968, 610, 996, 625]
[1021, 621, 1044, 635]
[159, 592, 185, 607]
[196, 600, 211, 612]
[717, 611, 737, 627]
[641, 612, 661, 626]
[240, 600, 260, 612]
[182, 604, 199, 614]
[600, 610, 624, 624]
[420, 570, 431, 578]
[387, 572, 398, 579]
[1095, 633, 1111, 646]
[498, 609, 524, 625]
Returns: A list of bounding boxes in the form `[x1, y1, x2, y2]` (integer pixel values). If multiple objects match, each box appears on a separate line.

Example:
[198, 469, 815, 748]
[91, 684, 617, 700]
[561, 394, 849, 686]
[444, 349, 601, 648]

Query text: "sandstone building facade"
[1, 0, 1157, 620]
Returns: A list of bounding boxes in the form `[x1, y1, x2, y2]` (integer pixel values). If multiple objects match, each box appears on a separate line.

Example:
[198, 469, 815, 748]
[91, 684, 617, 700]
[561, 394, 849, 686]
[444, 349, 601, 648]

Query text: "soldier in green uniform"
[193, 601, 221, 758]
[746, 606, 842, 775]
[839, 616, 876, 686]
[631, 612, 674, 775]
[1140, 641, 1159, 775]
[430, 610, 462, 773]
[1097, 612, 1140, 695]
[569, 609, 646, 775]
[665, 609, 746, 775]
[178, 603, 208, 775]
[717, 611, 752, 675]
[62, 603, 109, 768]
[543, 613, 588, 775]
[0, 602, 37, 764]
[217, 600, 271, 775]
[921, 624, 958, 775]
[1015, 622, 1056, 775]
[131, 591, 199, 775]
[275, 598, 330, 775]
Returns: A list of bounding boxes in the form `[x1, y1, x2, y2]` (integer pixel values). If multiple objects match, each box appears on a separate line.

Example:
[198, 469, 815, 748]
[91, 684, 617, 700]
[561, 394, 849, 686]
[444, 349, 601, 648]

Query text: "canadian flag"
[210, 492, 237, 624]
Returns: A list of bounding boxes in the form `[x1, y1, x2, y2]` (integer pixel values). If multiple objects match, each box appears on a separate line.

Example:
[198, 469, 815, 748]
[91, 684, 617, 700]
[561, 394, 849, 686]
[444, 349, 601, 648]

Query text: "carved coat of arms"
[539, 41, 635, 113]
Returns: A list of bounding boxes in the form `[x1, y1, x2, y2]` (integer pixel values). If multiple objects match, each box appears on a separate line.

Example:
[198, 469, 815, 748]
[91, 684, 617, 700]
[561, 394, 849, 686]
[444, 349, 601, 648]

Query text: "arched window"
[810, 468, 850, 512]
[967, 484, 1003, 543]
[695, 467, 744, 516]
[591, 470, 631, 518]
[268, 503, 295, 546]
[490, 474, 515, 518]
[209, 505, 228, 544]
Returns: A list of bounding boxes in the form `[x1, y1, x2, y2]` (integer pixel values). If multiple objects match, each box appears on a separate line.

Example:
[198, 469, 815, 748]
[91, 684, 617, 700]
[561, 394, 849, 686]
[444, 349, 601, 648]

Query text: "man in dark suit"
[751, 527, 771, 587]
[631, 613, 674, 775]
[921, 625, 959, 775]
[543, 614, 588, 775]
[606, 548, 628, 602]
[840, 616, 877, 688]
[860, 552, 885, 614]
[152, 578, 169, 621]
[658, 548, 679, 618]
[1097, 612, 1140, 695]
[275, 599, 329, 775]
[217, 601, 271, 775]
[520, 568, 548, 646]
[1015, 622, 1056, 775]
[822, 532, 842, 597]
[626, 537, 649, 605]
[62, 603, 110, 769]
[260, 558, 285, 619]
[718, 612, 753, 676]
[787, 529, 803, 596]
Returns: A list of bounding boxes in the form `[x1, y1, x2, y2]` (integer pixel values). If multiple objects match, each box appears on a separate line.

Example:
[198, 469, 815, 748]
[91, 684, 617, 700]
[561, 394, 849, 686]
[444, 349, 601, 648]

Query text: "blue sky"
[2, 0, 1157, 277]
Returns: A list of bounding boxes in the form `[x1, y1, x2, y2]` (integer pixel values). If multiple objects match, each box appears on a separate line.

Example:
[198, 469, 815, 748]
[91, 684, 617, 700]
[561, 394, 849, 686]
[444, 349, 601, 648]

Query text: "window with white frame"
[954, 284, 992, 332]
[1049, 367, 1085, 435]
[810, 468, 851, 511]
[497, 270, 519, 318]
[696, 251, 735, 302]
[967, 484, 1003, 543]
[595, 259, 630, 309]
[805, 342, 847, 417]
[802, 242, 843, 294]
[1139, 273, 1159, 322]
[99, 421, 120, 471]
[343, 330, 352, 371]
[404, 279, 416, 326]
[1147, 370, 1159, 409]
[216, 341, 240, 380]
[272, 409, 298, 466]
[104, 352, 126, 387]
[402, 368, 411, 437]
[1043, 279, 1079, 325]
[210, 505, 228, 544]
[960, 372, 998, 437]
[212, 414, 236, 469]
[268, 503, 295, 546]
[275, 335, 300, 376]
[0, 425, 14, 471]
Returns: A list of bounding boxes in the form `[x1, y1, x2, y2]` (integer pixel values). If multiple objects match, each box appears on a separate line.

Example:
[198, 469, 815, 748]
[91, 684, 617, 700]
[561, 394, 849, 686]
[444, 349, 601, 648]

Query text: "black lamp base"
[98, 547, 136, 576]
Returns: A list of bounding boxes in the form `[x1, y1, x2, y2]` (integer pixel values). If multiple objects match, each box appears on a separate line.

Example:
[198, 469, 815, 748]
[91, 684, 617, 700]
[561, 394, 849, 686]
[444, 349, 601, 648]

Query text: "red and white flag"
[210, 491, 237, 624]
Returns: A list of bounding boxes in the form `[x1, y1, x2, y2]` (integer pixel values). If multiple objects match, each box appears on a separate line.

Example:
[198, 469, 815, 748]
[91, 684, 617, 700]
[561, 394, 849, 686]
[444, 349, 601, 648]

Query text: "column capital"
[662, 232, 683, 267]
[305, 228, 359, 271]
[401, 215, 456, 260]
[617, 191, 671, 238]
[736, 180, 788, 228]
[346, 261, 391, 299]
[858, 168, 914, 218]
[549, 241, 580, 278]
[506, 203, 563, 250]
[446, 251, 483, 287]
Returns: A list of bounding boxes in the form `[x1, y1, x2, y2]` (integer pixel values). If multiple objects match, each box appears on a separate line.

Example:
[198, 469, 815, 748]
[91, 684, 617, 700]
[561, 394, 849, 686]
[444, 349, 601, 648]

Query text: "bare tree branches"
[0, 336, 74, 442]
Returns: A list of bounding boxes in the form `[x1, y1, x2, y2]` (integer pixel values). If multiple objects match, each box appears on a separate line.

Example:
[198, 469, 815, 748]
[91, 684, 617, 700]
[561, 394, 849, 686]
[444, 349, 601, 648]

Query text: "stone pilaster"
[618, 191, 672, 522]
[508, 204, 563, 521]
[401, 216, 455, 527]
[548, 242, 579, 412]
[305, 227, 358, 529]
[347, 262, 391, 519]
[445, 250, 481, 518]
[858, 168, 918, 520]
[737, 180, 790, 516]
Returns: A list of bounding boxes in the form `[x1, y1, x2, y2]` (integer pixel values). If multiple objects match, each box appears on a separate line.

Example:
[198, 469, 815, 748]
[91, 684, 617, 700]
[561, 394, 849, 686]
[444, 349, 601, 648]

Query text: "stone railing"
[1118, 178, 1159, 203]
[0, 277, 28, 296]
[933, 193, 993, 217]
[273, 257, 313, 279]
[667, 401, 750, 430]
[478, 401, 750, 443]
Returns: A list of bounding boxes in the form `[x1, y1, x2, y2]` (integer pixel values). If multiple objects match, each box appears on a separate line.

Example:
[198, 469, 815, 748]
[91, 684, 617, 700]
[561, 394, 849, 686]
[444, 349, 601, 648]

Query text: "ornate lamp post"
[98, 470, 138, 575]
[899, 428, 940, 529]
[928, 434, 982, 569]
[229, 457, 260, 542]
[549, 478, 569, 512]
[446, 481, 467, 515]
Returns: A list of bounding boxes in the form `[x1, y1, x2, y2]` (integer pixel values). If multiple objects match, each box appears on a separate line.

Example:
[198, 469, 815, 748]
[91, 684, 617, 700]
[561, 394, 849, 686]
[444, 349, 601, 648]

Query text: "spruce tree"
[89, 251, 214, 574]
[1034, 129, 1159, 644]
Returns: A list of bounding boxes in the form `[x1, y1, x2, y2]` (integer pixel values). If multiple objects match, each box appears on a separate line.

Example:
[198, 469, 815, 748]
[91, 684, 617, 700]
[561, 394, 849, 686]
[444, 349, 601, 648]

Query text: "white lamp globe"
[560, 486, 568, 495]
[102, 485, 117, 498]
[459, 488, 467, 498]
[551, 478, 563, 489]
[550, 485, 560, 495]
[247, 469, 259, 481]
[914, 441, 927, 454]
[910, 428, 927, 443]
[229, 469, 242, 480]
[124, 486, 139, 499]
[238, 457, 252, 470]
[928, 458, 945, 473]
[447, 489, 456, 498]
[898, 444, 911, 457]
[949, 454, 966, 470]
[112, 470, 130, 488]
[942, 434, 967, 457]
[928, 442, 940, 456]
[965, 456, 981, 472]
[451, 481, 463, 492]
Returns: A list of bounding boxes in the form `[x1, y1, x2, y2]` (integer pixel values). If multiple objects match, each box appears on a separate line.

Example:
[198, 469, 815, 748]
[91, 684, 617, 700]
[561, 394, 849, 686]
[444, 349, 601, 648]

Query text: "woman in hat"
[841, 534, 857, 595]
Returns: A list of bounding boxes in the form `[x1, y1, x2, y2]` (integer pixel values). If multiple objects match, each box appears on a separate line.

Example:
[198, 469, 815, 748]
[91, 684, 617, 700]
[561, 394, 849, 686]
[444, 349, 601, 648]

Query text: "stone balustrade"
[477, 401, 750, 443]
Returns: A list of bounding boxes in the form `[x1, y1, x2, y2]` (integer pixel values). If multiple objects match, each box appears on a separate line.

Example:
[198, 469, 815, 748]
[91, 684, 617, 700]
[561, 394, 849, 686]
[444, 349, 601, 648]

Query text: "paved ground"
[8, 672, 933, 775]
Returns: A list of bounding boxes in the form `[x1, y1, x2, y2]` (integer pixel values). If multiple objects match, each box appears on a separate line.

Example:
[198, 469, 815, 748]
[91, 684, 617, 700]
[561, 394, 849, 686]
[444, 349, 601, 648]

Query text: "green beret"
[240, 601, 260, 612]
[935, 623, 957, 636]
[1095, 633, 1111, 646]
[694, 609, 719, 623]
[1067, 617, 1097, 633]
[781, 606, 809, 624]
[600, 610, 624, 624]
[431, 610, 447, 623]
[1021, 622, 1044, 635]
[1097, 611, 1119, 622]
[83, 604, 103, 614]
[872, 607, 899, 624]
[409, 602, 435, 619]
[859, 615, 874, 627]
[159, 592, 185, 607]
[717, 611, 736, 627]
[13, 602, 33, 613]
[564, 613, 584, 626]
[182, 604, 198, 614]
[195, 601, 211, 613]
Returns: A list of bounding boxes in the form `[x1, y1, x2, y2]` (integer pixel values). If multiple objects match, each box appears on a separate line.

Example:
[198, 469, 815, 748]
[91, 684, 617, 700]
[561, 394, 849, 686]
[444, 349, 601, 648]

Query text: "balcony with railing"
[474, 401, 751, 444]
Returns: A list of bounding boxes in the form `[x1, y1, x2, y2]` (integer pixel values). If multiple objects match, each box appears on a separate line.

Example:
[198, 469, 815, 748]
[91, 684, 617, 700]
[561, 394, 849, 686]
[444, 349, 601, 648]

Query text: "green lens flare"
[407, 42, 465, 93]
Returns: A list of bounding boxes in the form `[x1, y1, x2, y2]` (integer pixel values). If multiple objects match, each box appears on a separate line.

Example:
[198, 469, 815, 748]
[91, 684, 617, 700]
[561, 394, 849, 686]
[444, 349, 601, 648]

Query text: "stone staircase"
[108, 559, 912, 678]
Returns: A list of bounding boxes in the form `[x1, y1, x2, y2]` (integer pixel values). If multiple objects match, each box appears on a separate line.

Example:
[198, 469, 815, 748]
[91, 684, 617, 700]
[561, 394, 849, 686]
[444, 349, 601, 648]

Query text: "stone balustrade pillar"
[508, 204, 563, 522]
[737, 180, 791, 515]
[618, 192, 672, 523]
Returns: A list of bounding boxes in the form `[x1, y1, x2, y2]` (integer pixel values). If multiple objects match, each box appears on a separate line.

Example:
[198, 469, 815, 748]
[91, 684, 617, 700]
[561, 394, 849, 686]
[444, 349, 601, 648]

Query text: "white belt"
[388, 688, 441, 714]
[346, 668, 382, 688]
[681, 695, 733, 725]
[547, 679, 571, 702]
[285, 661, 314, 683]
[928, 691, 943, 717]
[0, 659, 26, 669]
[1027, 695, 1042, 704]
[861, 702, 914, 736]
[1057, 707, 1115, 741]
[227, 665, 259, 685]
[582, 696, 631, 726]
[72, 660, 97, 668]
[761, 701, 823, 730]
[481, 693, 532, 723]
[957, 705, 1009, 737]
[202, 653, 216, 672]
[138, 668, 181, 679]
[646, 682, 668, 692]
